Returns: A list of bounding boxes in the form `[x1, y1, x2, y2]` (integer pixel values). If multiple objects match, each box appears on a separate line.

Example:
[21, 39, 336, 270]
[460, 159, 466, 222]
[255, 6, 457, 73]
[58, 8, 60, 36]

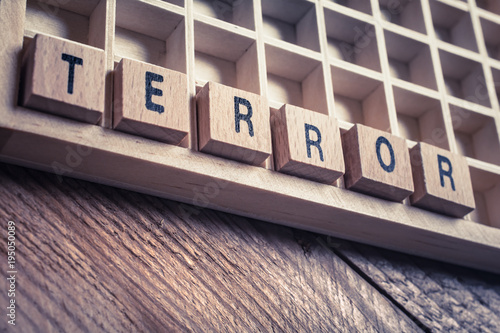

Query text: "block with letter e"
[342, 124, 414, 202]
[113, 58, 189, 145]
[271, 104, 344, 184]
[197, 82, 272, 166]
[410, 142, 475, 218]
[20, 34, 105, 124]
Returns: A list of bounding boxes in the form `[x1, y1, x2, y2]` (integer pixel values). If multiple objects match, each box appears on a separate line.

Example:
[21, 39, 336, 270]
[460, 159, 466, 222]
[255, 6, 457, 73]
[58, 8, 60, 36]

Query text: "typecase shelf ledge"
[1, 1, 500, 275]
[1, 106, 500, 274]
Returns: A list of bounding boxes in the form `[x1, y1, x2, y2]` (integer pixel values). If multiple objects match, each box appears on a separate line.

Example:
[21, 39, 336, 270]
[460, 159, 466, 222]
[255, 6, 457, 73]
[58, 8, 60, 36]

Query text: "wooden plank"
[333, 239, 500, 332]
[0, 163, 423, 332]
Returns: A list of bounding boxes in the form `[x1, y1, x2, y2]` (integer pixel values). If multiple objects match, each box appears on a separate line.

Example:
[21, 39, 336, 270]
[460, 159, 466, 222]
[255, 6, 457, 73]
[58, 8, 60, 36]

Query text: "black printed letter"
[234, 97, 254, 137]
[145, 72, 164, 114]
[437, 154, 455, 191]
[305, 123, 324, 162]
[61, 53, 83, 94]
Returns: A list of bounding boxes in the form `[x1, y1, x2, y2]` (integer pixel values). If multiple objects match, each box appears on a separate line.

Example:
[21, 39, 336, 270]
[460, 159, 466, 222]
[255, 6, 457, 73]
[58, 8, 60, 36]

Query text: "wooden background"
[0, 161, 499, 332]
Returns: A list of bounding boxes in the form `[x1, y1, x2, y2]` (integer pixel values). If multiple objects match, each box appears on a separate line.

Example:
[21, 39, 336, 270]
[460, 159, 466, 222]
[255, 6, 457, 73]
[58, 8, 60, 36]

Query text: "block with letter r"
[410, 142, 475, 218]
[196, 81, 272, 166]
[271, 104, 344, 184]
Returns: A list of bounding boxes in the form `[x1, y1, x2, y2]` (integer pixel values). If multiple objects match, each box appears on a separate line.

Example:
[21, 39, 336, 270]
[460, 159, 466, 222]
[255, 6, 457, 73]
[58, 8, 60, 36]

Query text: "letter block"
[342, 124, 414, 201]
[197, 81, 272, 165]
[271, 104, 344, 184]
[20, 34, 105, 124]
[113, 58, 189, 145]
[410, 142, 475, 218]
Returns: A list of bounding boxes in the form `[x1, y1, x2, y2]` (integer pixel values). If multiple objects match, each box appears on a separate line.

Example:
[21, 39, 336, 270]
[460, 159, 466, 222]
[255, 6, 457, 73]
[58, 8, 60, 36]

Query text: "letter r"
[305, 123, 324, 162]
[438, 154, 455, 191]
[234, 97, 254, 137]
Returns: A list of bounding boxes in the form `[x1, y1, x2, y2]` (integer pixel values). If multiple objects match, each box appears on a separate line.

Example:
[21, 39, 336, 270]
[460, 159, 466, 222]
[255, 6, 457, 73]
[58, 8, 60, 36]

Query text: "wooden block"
[271, 104, 344, 184]
[20, 34, 105, 124]
[410, 142, 475, 218]
[113, 58, 189, 145]
[197, 81, 271, 165]
[342, 124, 414, 202]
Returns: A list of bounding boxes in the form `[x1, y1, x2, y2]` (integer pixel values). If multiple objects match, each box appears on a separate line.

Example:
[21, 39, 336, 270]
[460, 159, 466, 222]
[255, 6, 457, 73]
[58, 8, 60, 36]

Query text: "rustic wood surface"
[0, 162, 498, 332]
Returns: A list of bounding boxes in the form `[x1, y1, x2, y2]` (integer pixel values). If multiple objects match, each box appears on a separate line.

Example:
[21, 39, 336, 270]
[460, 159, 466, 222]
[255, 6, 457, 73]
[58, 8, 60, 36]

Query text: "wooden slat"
[0, 163, 424, 332]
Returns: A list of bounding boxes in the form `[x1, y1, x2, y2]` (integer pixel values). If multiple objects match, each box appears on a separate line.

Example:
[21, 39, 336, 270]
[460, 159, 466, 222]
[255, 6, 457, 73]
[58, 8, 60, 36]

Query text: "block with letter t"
[113, 58, 189, 145]
[20, 34, 105, 124]
[271, 104, 344, 184]
[410, 142, 475, 218]
[197, 81, 272, 166]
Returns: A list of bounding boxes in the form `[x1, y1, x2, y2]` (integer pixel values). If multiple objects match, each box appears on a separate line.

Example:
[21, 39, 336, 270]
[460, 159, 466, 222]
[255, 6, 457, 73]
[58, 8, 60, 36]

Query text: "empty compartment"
[24, 0, 102, 47]
[491, 67, 500, 104]
[439, 49, 490, 107]
[429, 0, 478, 52]
[329, 0, 372, 14]
[476, 0, 500, 15]
[480, 17, 500, 60]
[266, 44, 327, 113]
[331, 66, 389, 131]
[379, 0, 426, 34]
[324, 9, 381, 72]
[261, 0, 320, 52]
[450, 105, 500, 165]
[468, 167, 500, 227]
[393, 86, 448, 149]
[193, 0, 254, 29]
[115, 0, 186, 72]
[195, 21, 259, 93]
[385, 30, 437, 90]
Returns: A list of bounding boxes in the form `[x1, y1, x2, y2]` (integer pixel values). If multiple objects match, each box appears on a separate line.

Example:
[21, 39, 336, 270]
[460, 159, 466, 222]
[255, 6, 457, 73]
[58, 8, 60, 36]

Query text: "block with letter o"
[342, 124, 414, 201]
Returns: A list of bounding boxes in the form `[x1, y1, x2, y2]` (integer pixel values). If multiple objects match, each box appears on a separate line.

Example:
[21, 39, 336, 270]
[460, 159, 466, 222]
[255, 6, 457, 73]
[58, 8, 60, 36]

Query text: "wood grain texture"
[113, 57, 189, 145]
[20, 33, 105, 124]
[333, 239, 500, 333]
[0, 163, 423, 332]
[271, 104, 344, 184]
[410, 142, 475, 217]
[197, 81, 272, 165]
[342, 124, 414, 202]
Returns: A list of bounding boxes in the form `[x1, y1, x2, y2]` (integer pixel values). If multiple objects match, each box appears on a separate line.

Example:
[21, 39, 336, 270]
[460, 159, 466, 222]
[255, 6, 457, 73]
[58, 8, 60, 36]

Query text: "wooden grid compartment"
[385, 30, 437, 90]
[450, 105, 500, 165]
[331, 66, 389, 131]
[439, 49, 491, 107]
[429, 0, 478, 52]
[328, 0, 372, 15]
[477, 0, 500, 15]
[194, 21, 258, 93]
[24, 0, 103, 47]
[481, 17, 500, 60]
[265, 44, 327, 113]
[193, 0, 254, 29]
[379, 0, 426, 35]
[114, 0, 186, 72]
[469, 166, 500, 227]
[393, 86, 449, 149]
[324, 8, 381, 72]
[3, 0, 500, 275]
[261, 0, 320, 52]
